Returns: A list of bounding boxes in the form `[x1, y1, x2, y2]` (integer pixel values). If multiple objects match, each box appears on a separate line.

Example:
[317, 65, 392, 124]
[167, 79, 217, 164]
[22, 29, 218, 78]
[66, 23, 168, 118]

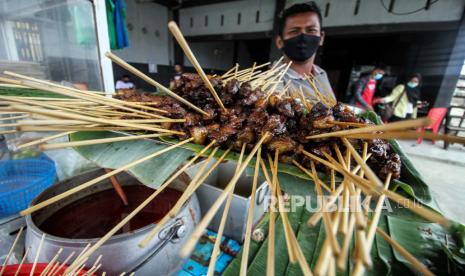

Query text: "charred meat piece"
[184, 112, 202, 127]
[267, 137, 297, 154]
[313, 115, 335, 129]
[190, 126, 208, 145]
[225, 79, 240, 95]
[332, 103, 358, 122]
[247, 108, 268, 128]
[368, 139, 390, 159]
[380, 153, 401, 179]
[263, 114, 287, 136]
[236, 127, 256, 145]
[276, 98, 295, 118]
[241, 90, 261, 106]
[309, 102, 331, 120]
[308, 144, 332, 159]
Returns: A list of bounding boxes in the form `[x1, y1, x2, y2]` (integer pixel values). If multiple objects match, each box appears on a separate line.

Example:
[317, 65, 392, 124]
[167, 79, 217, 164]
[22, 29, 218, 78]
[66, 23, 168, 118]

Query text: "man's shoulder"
[313, 64, 327, 76]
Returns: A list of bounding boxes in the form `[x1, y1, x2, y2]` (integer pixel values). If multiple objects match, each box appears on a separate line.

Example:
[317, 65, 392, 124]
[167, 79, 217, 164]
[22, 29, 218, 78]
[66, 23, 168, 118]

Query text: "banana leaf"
[222, 153, 464, 275]
[69, 131, 192, 189]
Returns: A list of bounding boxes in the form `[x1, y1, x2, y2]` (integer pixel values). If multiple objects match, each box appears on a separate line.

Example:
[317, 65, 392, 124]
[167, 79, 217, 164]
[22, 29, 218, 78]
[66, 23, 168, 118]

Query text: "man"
[351, 67, 385, 110]
[115, 74, 135, 90]
[170, 64, 183, 89]
[275, 2, 334, 102]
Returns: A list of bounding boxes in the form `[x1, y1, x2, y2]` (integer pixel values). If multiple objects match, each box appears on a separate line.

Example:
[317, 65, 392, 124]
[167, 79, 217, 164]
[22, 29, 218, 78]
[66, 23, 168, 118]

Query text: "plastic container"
[0, 156, 56, 217]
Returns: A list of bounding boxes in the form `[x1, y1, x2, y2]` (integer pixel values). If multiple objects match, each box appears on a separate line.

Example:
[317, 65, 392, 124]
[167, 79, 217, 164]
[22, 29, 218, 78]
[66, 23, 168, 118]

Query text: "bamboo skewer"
[0, 114, 29, 121]
[207, 145, 247, 276]
[352, 173, 392, 276]
[15, 127, 97, 151]
[266, 154, 277, 276]
[375, 227, 435, 276]
[46, 262, 61, 276]
[168, 21, 226, 112]
[30, 234, 45, 276]
[10, 104, 183, 135]
[262, 155, 298, 264]
[304, 152, 372, 227]
[105, 53, 209, 116]
[14, 247, 30, 276]
[306, 118, 432, 139]
[240, 146, 262, 276]
[344, 130, 465, 145]
[4, 71, 168, 116]
[65, 141, 215, 272]
[50, 251, 75, 276]
[314, 212, 341, 276]
[166, 146, 221, 218]
[40, 133, 168, 150]
[0, 227, 24, 275]
[138, 144, 225, 248]
[310, 161, 341, 256]
[1, 77, 166, 120]
[291, 161, 332, 192]
[342, 138, 449, 227]
[179, 132, 270, 259]
[20, 138, 193, 215]
[39, 248, 63, 276]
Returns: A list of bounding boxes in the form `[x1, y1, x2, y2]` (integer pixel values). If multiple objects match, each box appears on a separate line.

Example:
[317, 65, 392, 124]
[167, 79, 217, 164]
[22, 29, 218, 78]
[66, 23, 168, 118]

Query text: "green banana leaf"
[69, 131, 193, 189]
[223, 183, 465, 275]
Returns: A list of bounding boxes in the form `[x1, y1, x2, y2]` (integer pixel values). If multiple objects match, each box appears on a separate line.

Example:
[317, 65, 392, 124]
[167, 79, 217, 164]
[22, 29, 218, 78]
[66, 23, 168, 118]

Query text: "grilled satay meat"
[118, 73, 402, 180]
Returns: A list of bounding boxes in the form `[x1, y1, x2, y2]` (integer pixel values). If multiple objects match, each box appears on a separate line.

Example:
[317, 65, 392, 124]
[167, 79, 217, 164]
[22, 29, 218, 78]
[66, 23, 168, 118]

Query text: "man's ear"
[319, 30, 325, 46]
[275, 35, 284, 50]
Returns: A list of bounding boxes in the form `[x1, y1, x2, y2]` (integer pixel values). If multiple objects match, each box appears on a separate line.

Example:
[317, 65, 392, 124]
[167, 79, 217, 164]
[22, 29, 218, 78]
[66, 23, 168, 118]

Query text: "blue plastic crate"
[0, 156, 56, 217]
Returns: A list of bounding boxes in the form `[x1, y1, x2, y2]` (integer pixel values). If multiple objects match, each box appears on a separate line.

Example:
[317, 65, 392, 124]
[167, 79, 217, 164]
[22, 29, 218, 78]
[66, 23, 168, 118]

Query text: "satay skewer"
[240, 146, 263, 276]
[105, 52, 209, 116]
[3, 71, 167, 115]
[179, 133, 270, 259]
[40, 133, 169, 150]
[306, 118, 431, 139]
[342, 138, 449, 227]
[30, 234, 45, 276]
[0, 227, 24, 275]
[206, 145, 247, 276]
[168, 21, 226, 112]
[10, 104, 183, 135]
[14, 247, 30, 276]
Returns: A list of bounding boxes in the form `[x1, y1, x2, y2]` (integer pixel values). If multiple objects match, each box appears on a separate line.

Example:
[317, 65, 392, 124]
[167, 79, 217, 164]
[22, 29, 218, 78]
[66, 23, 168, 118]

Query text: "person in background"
[170, 64, 183, 89]
[115, 74, 135, 90]
[373, 73, 424, 121]
[352, 67, 385, 111]
[275, 2, 335, 101]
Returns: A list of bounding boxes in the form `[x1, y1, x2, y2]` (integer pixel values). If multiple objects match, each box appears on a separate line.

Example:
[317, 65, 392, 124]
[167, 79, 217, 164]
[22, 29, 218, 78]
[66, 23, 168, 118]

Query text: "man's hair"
[122, 74, 130, 79]
[409, 73, 422, 82]
[278, 1, 323, 36]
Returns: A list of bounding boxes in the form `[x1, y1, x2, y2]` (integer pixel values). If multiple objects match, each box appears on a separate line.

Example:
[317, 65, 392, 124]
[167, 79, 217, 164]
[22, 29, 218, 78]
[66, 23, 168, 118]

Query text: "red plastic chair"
[417, 107, 448, 144]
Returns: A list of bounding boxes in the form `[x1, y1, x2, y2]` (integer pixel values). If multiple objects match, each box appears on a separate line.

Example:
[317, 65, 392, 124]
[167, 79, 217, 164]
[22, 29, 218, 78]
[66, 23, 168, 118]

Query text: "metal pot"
[25, 169, 200, 275]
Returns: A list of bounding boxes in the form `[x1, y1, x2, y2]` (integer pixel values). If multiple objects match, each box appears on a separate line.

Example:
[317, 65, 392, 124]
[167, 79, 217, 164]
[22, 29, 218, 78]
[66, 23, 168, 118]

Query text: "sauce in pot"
[39, 185, 182, 239]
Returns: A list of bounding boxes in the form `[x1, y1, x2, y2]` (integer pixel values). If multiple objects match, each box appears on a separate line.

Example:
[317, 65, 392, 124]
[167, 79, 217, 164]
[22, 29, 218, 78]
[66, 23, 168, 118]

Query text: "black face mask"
[281, 33, 321, 62]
